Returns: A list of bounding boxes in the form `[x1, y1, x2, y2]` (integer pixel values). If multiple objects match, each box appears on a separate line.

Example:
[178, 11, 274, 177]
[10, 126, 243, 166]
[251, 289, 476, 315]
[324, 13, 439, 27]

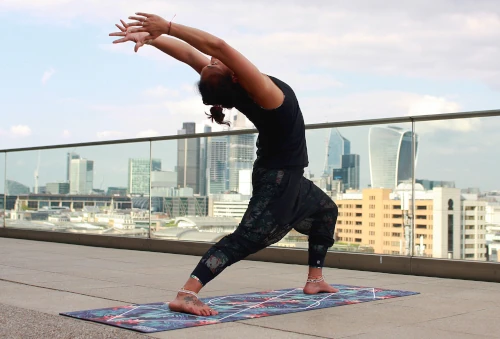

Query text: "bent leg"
[170, 168, 296, 315]
[293, 180, 339, 294]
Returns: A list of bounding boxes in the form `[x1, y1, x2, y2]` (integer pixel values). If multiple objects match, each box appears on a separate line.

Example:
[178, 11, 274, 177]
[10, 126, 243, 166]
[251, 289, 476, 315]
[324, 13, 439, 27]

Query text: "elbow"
[209, 38, 229, 57]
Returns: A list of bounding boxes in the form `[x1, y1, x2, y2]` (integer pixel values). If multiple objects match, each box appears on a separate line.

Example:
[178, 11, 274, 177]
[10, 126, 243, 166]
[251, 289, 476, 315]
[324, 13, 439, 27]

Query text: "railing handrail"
[1, 109, 499, 153]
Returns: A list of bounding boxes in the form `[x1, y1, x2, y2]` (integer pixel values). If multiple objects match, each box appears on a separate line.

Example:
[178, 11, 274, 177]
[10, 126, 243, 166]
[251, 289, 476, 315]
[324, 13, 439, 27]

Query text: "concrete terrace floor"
[0, 238, 499, 339]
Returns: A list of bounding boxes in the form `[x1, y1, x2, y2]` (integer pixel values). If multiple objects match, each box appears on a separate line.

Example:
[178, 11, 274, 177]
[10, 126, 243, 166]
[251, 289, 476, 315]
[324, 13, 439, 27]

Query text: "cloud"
[407, 95, 481, 134]
[136, 129, 160, 138]
[41, 68, 55, 85]
[5, 1, 499, 88]
[96, 130, 123, 139]
[142, 86, 180, 99]
[62, 130, 71, 138]
[10, 125, 32, 137]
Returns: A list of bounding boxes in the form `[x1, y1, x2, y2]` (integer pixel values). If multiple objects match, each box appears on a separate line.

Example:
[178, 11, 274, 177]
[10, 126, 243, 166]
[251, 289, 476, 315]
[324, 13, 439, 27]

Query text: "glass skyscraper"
[128, 158, 161, 196]
[177, 122, 201, 194]
[323, 128, 351, 177]
[369, 126, 418, 189]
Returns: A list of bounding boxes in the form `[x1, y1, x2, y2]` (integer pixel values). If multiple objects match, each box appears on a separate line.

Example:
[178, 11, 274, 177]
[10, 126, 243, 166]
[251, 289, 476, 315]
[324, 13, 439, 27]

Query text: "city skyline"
[1, 117, 500, 194]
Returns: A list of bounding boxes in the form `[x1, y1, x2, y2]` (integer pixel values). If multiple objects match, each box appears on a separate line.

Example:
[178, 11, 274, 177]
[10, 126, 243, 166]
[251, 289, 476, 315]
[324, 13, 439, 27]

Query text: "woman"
[110, 13, 339, 317]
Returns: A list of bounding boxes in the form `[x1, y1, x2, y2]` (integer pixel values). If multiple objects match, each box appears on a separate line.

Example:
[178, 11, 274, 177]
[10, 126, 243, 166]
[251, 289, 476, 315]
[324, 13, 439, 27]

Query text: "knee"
[321, 197, 338, 218]
[330, 201, 338, 217]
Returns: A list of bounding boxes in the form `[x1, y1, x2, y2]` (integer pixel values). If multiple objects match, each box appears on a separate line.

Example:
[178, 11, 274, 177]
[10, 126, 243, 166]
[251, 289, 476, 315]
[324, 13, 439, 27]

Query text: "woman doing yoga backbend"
[110, 12, 339, 317]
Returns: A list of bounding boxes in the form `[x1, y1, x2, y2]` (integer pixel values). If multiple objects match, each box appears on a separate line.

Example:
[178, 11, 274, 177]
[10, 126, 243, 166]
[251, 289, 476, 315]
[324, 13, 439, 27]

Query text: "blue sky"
[1, 1, 500, 192]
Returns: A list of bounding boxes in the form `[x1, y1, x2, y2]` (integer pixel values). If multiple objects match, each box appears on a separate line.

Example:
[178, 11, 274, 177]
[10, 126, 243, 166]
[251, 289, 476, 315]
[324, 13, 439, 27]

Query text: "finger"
[109, 32, 126, 37]
[128, 15, 145, 21]
[143, 34, 154, 40]
[113, 37, 129, 44]
[115, 23, 125, 32]
[135, 12, 152, 17]
[126, 21, 144, 27]
[120, 19, 128, 28]
[128, 27, 148, 33]
[134, 41, 144, 52]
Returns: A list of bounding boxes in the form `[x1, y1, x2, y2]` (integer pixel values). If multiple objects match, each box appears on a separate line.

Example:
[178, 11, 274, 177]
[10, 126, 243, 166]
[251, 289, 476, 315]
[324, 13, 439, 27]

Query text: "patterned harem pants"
[191, 167, 338, 286]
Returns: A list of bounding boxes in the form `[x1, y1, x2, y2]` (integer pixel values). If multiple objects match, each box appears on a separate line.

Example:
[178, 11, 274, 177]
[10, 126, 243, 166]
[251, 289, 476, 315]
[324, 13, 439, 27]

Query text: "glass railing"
[1, 110, 499, 264]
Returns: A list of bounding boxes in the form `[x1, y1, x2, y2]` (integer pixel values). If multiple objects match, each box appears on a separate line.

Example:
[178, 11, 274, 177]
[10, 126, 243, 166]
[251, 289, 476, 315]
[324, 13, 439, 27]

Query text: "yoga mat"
[60, 284, 418, 333]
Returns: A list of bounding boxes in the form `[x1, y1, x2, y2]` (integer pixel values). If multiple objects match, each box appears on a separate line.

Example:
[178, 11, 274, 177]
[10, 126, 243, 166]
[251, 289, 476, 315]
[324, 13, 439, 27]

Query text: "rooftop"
[1, 238, 499, 338]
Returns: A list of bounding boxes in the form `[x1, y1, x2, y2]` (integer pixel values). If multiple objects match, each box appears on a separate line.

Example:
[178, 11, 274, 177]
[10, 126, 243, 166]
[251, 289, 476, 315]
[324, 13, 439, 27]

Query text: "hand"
[127, 12, 171, 40]
[109, 19, 152, 52]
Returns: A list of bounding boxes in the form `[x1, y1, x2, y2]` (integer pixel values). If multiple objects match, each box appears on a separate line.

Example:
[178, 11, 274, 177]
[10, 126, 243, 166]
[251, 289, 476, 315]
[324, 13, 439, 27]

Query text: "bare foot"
[303, 278, 339, 294]
[168, 292, 218, 316]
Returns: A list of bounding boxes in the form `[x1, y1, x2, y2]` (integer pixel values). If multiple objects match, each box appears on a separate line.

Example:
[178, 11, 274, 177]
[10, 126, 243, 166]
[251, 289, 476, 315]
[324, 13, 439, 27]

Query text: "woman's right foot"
[168, 292, 218, 316]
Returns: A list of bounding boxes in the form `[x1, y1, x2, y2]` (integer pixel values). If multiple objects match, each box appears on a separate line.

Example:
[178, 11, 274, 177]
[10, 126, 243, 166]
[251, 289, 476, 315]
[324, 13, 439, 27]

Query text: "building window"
[369, 240, 375, 245]
[392, 232, 401, 237]
[448, 199, 454, 211]
[355, 230, 362, 234]
[356, 205, 362, 209]
[448, 214, 453, 252]
[369, 231, 375, 236]
[393, 205, 401, 209]
[369, 213, 375, 218]
[393, 224, 402, 228]
[416, 224, 427, 229]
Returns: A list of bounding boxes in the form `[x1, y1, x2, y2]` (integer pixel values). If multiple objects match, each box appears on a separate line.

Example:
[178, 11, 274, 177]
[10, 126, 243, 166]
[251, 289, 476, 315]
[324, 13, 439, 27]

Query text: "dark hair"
[197, 73, 245, 127]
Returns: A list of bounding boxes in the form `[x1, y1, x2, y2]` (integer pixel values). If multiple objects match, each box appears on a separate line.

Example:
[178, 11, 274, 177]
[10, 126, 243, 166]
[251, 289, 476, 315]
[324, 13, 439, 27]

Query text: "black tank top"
[233, 75, 309, 169]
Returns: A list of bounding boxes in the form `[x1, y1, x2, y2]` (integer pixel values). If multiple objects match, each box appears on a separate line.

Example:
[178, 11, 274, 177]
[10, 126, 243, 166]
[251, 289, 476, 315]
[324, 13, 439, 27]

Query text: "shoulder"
[265, 75, 298, 108]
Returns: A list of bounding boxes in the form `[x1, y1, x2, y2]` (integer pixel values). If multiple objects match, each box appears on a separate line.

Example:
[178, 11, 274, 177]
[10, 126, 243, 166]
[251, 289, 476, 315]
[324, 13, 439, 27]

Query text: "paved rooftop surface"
[0, 237, 499, 338]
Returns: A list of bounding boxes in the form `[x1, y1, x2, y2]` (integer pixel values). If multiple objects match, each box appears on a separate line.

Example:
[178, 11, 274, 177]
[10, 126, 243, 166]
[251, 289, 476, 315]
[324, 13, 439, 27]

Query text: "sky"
[1, 0, 500, 193]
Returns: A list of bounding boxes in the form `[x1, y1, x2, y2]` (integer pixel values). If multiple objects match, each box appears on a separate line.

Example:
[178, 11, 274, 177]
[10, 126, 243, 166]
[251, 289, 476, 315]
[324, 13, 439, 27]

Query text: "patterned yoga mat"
[60, 284, 418, 333]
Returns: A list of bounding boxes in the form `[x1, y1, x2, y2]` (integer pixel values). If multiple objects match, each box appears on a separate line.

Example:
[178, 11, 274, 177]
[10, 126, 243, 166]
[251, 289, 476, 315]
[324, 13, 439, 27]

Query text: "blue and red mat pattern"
[60, 284, 418, 333]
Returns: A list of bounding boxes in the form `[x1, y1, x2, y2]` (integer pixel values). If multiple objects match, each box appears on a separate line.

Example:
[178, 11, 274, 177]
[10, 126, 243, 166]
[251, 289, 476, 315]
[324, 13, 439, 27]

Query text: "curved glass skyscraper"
[323, 128, 351, 177]
[369, 126, 418, 189]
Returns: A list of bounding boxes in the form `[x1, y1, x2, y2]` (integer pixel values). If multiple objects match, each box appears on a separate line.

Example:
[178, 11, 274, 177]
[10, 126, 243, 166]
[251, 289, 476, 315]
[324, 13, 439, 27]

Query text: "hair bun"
[206, 105, 231, 126]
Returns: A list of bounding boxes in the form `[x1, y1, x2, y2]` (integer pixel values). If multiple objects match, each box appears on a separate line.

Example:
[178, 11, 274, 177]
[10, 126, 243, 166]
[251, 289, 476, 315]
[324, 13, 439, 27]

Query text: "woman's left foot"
[303, 277, 339, 294]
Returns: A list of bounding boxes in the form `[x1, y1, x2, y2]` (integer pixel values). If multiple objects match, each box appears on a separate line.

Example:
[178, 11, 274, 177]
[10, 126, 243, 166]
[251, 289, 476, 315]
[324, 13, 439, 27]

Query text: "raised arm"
[128, 13, 284, 109]
[109, 20, 209, 74]
[149, 37, 209, 74]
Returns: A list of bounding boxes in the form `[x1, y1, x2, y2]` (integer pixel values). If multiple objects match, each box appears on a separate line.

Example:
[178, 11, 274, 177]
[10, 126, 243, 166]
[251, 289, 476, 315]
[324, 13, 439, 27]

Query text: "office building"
[66, 152, 80, 182]
[323, 128, 351, 177]
[333, 154, 360, 190]
[207, 135, 229, 195]
[6, 180, 30, 195]
[369, 126, 418, 189]
[46, 182, 70, 195]
[128, 158, 161, 196]
[70, 159, 94, 195]
[177, 122, 201, 194]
